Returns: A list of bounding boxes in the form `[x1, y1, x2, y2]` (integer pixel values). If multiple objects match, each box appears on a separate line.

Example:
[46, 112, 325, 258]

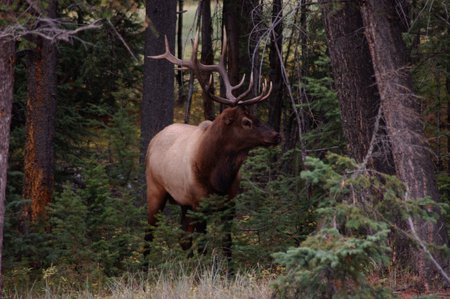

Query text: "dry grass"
[7, 265, 274, 299]
[108, 269, 273, 299]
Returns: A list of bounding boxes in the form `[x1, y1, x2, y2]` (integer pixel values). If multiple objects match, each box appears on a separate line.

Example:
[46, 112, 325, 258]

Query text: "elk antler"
[148, 30, 272, 107]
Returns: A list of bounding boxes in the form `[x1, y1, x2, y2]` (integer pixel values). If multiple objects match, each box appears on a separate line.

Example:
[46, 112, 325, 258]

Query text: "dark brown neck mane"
[194, 116, 248, 195]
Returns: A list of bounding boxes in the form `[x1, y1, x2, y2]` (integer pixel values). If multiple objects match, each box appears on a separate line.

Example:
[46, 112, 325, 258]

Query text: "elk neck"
[194, 118, 248, 195]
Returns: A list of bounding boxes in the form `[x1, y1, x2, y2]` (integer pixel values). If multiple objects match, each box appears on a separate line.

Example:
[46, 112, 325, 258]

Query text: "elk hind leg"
[144, 183, 168, 256]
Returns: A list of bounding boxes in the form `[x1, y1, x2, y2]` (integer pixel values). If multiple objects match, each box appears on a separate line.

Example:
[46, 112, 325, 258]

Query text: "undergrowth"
[6, 261, 274, 299]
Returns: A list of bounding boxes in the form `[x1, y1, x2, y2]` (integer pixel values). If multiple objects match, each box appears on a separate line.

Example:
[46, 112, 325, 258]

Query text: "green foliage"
[273, 228, 392, 299]
[145, 207, 190, 269]
[48, 186, 89, 266]
[302, 56, 344, 152]
[272, 153, 450, 298]
[4, 0, 450, 297]
[234, 147, 316, 267]
[102, 82, 141, 187]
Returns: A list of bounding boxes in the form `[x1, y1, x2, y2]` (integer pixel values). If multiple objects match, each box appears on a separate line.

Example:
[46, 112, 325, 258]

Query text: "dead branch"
[0, 17, 102, 44]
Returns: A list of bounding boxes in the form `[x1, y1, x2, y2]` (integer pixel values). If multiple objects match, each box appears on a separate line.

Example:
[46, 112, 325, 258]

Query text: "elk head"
[216, 106, 281, 151]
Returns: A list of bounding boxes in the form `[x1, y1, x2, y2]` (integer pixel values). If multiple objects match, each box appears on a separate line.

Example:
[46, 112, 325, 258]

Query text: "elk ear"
[241, 117, 253, 129]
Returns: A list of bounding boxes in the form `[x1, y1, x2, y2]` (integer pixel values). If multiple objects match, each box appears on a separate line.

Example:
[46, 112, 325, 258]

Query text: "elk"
[145, 32, 281, 264]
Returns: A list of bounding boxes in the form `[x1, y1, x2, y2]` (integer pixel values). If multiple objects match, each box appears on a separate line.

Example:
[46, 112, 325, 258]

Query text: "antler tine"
[149, 35, 192, 69]
[236, 72, 254, 101]
[237, 79, 273, 106]
[220, 29, 227, 66]
[192, 31, 200, 63]
[197, 28, 239, 105]
[209, 93, 238, 106]
[231, 74, 246, 91]
[199, 73, 238, 106]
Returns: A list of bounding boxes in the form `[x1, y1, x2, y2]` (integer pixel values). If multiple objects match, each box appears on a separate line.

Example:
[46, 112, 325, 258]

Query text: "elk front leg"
[180, 205, 195, 253]
[180, 205, 208, 255]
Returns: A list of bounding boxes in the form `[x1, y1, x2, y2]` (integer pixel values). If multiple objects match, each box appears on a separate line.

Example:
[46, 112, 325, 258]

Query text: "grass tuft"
[7, 263, 274, 299]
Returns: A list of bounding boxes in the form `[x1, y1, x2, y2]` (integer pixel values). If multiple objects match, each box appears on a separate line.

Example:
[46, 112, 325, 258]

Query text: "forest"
[0, 0, 449, 298]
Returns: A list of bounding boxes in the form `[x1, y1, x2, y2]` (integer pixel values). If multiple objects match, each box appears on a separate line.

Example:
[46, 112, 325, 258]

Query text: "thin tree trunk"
[0, 34, 15, 299]
[360, 0, 449, 288]
[242, 0, 261, 115]
[176, 0, 185, 106]
[23, 0, 58, 222]
[200, 0, 215, 120]
[222, 0, 240, 86]
[282, 2, 308, 172]
[268, 0, 283, 132]
[319, 0, 395, 174]
[447, 64, 450, 202]
[141, 1, 177, 168]
[239, 0, 257, 78]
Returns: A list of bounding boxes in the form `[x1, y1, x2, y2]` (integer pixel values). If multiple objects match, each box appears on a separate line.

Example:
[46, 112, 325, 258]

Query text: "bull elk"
[145, 31, 281, 265]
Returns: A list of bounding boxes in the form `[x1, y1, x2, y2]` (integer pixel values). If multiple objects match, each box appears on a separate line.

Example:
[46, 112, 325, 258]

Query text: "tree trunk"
[176, 0, 185, 106]
[282, 2, 308, 171]
[360, 0, 449, 288]
[268, 0, 283, 132]
[248, 0, 263, 100]
[239, 0, 257, 78]
[447, 64, 450, 200]
[0, 34, 15, 299]
[23, 0, 58, 222]
[222, 0, 240, 87]
[141, 1, 177, 163]
[200, 0, 215, 120]
[319, 0, 394, 174]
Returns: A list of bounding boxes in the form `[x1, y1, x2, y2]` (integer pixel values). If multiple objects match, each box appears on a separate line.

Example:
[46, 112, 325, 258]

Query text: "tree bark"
[200, 0, 215, 120]
[222, 0, 240, 87]
[239, 0, 258, 78]
[141, 1, 177, 163]
[360, 0, 449, 287]
[247, 0, 263, 101]
[23, 0, 58, 222]
[447, 64, 450, 200]
[319, 0, 394, 174]
[0, 34, 15, 299]
[176, 0, 185, 106]
[268, 0, 283, 132]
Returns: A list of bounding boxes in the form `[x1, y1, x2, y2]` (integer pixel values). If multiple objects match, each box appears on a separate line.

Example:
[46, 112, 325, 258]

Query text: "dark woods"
[0, 0, 449, 297]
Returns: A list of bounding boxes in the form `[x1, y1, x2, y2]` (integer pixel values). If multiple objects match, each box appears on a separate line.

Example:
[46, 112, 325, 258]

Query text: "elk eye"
[242, 117, 253, 129]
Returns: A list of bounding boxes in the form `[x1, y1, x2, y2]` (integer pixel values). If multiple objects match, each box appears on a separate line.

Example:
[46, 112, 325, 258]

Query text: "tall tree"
[447, 64, 450, 196]
[176, 0, 185, 105]
[268, 0, 283, 132]
[221, 0, 260, 110]
[319, 0, 394, 174]
[360, 0, 449, 287]
[22, 0, 58, 222]
[141, 1, 177, 166]
[222, 0, 240, 87]
[200, 0, 215, 120]
[0, 26, 15, 298]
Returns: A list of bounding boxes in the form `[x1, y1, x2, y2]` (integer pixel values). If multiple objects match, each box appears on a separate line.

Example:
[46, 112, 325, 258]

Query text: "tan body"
[146, 121, 212, 213]
[145, 107, 281, 251]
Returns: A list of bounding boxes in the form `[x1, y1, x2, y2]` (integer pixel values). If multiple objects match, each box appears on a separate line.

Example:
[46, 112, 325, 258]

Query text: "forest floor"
[9, 271, 450, 299]
[7, 269, 274, 299]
